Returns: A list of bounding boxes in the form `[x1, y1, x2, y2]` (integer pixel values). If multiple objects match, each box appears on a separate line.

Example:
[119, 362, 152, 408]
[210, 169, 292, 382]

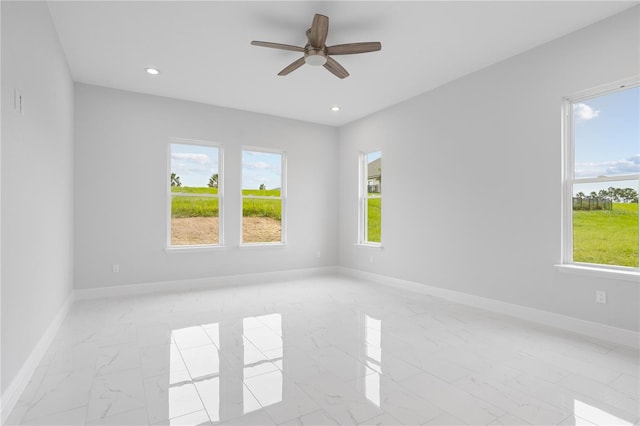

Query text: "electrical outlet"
[112, 264, 120, 273]
[14, 89, 23, 114]
[596, 290, 607, 304]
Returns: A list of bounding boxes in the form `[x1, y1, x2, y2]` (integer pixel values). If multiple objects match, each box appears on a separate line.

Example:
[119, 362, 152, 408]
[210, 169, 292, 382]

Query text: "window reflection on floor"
[573, 399, 633, 425]
[362, 314, 382, 407]
[243, 314, 284, 413]
[168, 314, 283, 423]
[170, 324, 221, 421]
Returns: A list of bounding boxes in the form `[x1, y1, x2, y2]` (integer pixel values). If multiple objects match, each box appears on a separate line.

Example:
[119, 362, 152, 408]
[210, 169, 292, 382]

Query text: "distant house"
[368, 158, 381, 193]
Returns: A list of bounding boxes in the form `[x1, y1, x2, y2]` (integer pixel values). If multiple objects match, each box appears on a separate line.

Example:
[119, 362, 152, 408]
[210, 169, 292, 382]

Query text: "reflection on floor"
[5, 275, 639, 425]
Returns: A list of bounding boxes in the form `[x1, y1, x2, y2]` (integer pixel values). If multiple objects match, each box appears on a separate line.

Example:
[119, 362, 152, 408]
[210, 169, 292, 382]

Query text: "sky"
[573, 86, 639, 196]
[171, 144, 282, 189]
[367, 150, 381, 163]
[170, 143, 218, 188]
[573, 86, 639, 179]
[241, 150, 281, 190]
[171, 90, 637, 193]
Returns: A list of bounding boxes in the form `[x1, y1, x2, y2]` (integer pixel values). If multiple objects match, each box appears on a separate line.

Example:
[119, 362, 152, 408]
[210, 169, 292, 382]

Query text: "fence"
[573, 197, 612, 211]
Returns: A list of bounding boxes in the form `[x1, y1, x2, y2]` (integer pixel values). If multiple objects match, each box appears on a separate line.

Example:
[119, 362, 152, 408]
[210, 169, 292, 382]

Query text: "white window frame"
[561, 79, 639, 273]
[166, 138, 224, 250]
[358, 150, 382, 246]
[240, 147, 287, 246]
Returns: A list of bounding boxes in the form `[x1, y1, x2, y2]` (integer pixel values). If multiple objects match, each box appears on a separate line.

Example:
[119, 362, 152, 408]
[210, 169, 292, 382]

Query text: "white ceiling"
[47, 1, 638, 127]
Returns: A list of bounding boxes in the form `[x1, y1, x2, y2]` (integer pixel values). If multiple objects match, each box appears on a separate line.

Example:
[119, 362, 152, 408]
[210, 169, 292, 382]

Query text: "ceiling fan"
[251, 14, 382, 79]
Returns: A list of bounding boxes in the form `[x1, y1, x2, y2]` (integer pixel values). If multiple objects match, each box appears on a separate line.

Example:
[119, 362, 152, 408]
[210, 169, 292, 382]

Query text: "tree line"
[170, 173, 219, 188]
[171, 174, 270, 190]
[575, 187, 638, 203]
[171, 173, 637, 203]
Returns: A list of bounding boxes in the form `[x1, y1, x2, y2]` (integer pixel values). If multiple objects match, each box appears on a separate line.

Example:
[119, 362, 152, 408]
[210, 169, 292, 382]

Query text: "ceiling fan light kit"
[251, 13, 381, 79]
[304, 48, 327, 66]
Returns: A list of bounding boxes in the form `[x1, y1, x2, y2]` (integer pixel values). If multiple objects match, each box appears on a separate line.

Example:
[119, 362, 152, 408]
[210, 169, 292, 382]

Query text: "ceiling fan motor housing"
[304, 47, 327, 66]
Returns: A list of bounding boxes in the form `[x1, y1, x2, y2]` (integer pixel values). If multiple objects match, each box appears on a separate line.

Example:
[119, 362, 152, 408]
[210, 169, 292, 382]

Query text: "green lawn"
[242, 197, 281, 220]
[242, 189, 281, 220]
[171, 187, 218, 195]
[242, 189, 281, 197]
[367, 197, 381, 243]
[171, 188, 638, 267]
[171, 196, 218, 218]
[573, 202, 638, 268]
[171, 187, 281, 220]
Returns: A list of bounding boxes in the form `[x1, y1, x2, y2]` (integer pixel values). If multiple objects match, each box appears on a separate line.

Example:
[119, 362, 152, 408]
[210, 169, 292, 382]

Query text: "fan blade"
[308, 14, 329, 47]
[278, 57, 306, 76]
[251, 41, 305, 52]
[324, 56, 349, 79]
[327, 42, 381, 55]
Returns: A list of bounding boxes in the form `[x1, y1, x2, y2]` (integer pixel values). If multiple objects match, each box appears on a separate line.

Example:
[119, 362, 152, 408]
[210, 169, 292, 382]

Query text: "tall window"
[241, 149, 285, 244]
[169, 141, 222, 247]
[360, 151, 382, 244]
[564, 83, 639, 269]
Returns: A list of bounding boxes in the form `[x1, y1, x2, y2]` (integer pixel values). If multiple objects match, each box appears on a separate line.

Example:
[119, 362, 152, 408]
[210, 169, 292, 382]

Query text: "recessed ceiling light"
[145, 68, 160, 75]
[330, 106, 340, 112]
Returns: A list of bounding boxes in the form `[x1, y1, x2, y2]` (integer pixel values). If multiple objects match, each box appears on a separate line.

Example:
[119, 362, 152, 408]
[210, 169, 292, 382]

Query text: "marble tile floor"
[5, 275, 639, 425]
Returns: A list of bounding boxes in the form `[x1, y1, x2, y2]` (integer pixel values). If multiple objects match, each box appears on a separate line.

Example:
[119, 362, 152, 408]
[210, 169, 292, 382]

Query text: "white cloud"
[171, 152, 218, 187]
[245, 161, 270, 169]
[171, 153, 210, 164]
[575, 154, 640, 178]
[573, 103, 600, 121]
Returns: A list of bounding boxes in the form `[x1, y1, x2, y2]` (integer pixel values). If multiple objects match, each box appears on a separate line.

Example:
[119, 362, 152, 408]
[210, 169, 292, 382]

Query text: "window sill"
[165, 245, 225, 254]
[239, 243, 288, 249]
[354, 243, 383, 249]
[554, 264, 639, 283]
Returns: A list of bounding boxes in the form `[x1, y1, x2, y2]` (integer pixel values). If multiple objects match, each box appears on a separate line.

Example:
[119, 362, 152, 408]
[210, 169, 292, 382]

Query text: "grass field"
[171, 187, 281, 220]
[171, 188, 636, 266]
[170, 187, 218, 218]
[172, 187, 218, 194]
[573, 202, 638, 267]
[367, 197, 381, 243]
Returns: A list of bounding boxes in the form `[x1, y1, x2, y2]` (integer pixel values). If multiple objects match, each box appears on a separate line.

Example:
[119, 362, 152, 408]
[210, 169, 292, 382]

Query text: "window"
[360, 151, 382, 244]
[563, 83, 639, 269]
[169, 141, 222, 247]
[241, 149, 285, 244]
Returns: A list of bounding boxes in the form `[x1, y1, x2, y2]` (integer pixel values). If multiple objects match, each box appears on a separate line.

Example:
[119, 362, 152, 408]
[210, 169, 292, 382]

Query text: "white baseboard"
[338, 267, 640, 349]
[75, 266, 338, 300]
[1, 290, 75, 423]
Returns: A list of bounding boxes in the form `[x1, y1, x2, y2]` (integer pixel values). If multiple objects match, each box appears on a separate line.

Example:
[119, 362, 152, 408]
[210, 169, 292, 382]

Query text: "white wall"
[1, 1, 74, 393]
[338, 7, 640, 332]
[74, 84, 338, 289]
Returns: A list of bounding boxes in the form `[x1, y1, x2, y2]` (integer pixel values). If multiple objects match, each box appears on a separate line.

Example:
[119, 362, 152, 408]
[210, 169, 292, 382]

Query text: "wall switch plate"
[369, 256, 374, 264]
[316, 250, 321, 259]
[596, 290, 607, 304]
[112, 264, 120, 273]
